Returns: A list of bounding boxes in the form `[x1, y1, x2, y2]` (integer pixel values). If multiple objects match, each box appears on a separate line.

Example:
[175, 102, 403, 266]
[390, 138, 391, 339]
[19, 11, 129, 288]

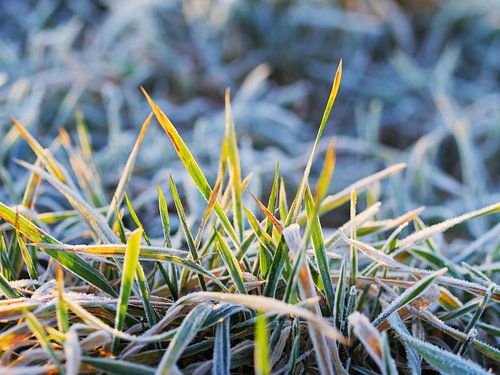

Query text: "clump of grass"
[0, 61, 499, 374]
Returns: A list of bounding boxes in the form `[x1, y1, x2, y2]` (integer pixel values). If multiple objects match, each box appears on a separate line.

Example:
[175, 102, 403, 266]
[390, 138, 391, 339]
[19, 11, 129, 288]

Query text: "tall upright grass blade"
[114, 228, 143, 352]
[215, 231, 247, 294]
[255, 312, 270, 375]
[212, 318, 231, 375]
[304, 187, 335, 315]
[314, 138, 336, 205]
[169, 177, 206, 291]
[283, 224, 334, 375]
[349, 190, 357, 287]
[224, 88, 244, 242]
[285, 60, 342, 226]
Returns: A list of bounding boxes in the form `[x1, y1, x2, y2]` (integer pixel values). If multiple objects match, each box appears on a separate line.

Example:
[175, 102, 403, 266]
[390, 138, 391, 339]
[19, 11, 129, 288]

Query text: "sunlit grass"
[0, 58, 498, 374]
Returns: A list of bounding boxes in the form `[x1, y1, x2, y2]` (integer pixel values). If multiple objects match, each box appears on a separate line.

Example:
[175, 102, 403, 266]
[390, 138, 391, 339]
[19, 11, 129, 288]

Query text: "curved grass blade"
[140, 88, 238, 247]
[316, 163, 406, 218]
[32, 243, 226, 291]
[24, 310, 64, 374]
[180, 292, 345, 343]
[0, 272, 20, 298]
[11, 118, 68, 184]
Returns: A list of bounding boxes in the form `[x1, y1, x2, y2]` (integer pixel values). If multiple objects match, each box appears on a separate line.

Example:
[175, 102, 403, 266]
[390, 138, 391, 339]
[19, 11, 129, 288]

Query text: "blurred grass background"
[0, 0, 499, 235]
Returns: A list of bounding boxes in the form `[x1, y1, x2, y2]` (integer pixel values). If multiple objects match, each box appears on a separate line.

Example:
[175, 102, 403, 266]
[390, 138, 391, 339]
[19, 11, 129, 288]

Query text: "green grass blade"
[82, 356, 155, 375]
[224, 88, 244, 242]
[114, 228, 143, 351]
[24, 310, 64, 374]
[304, 187, 335, 315]
[262, 239, 287, 298]
[157, 185, 172, 247]
[255, 312, 270, 375]
[350, 190, 358, 287]
[314, 138, 336, 205]
[169, 176, 206, 291]
[285, 60, 342, 226]
[283, 224, 334, 375]
[155, 303, 213, 374]
[215, 231, 247, 294]
[125, 193, 152, 245]
[0, 271, 20, 298]
[141, 88, 239, 247]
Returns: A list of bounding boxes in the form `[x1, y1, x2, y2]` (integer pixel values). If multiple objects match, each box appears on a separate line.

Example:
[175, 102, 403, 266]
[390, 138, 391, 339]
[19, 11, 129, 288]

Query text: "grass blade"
[255, 312, 270, 375]
[224, 88, 244, 242]
[155, 303, 213, 374]
[141, 88, 239, 247]
[304, 187, 335, 315]
[393, 326, 489, 375]
[372, 268, 448, 327]
[0, 202, 117, 296]
[285, 60, 342, 225]
[114, 228, 143, 352]
[212, 318, 230, 375]
[398, 201, 500, 249]
[215, 231, 247, 294]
